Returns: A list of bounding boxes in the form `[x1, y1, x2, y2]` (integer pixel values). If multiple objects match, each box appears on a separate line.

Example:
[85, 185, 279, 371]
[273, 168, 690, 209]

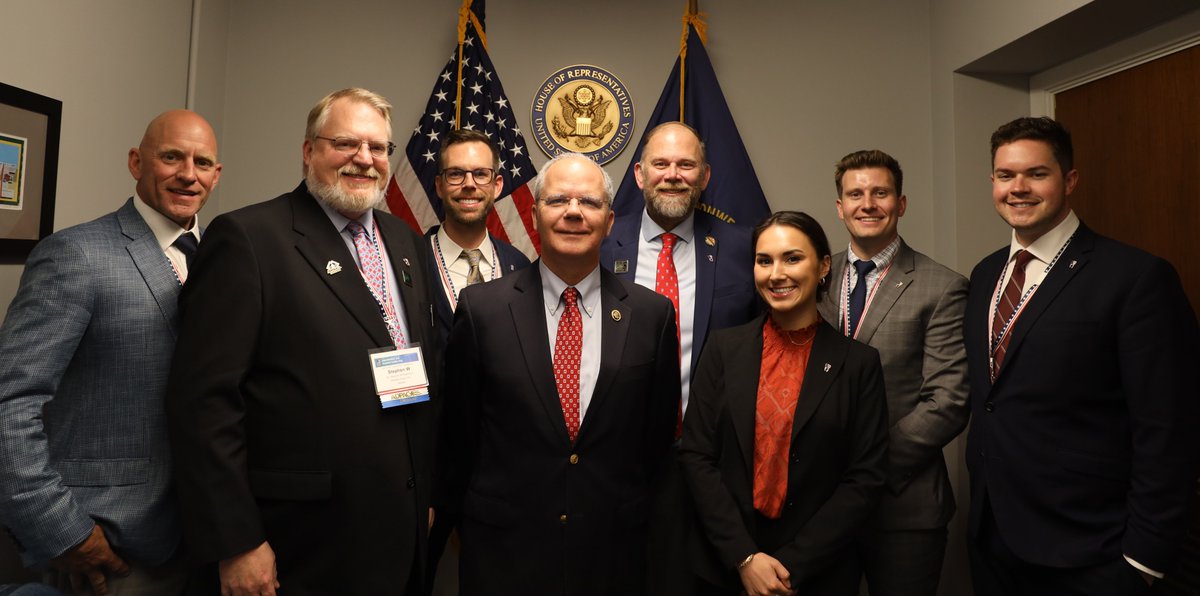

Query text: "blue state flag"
[612, 22, 771, 228]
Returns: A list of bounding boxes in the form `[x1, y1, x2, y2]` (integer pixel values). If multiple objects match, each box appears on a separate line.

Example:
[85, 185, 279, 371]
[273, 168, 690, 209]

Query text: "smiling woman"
[679, 211, 889, 596]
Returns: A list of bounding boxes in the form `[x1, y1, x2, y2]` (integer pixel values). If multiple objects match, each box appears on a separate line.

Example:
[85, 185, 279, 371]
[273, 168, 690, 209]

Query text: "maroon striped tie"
[991, 250, 1034, 378]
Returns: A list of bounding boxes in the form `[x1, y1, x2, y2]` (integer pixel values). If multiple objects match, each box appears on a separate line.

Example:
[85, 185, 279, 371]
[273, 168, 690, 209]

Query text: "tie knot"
[172, 233, 198, 257]
[562, 287, 579, 309]
[660, 232, 678, 253]
[853, 259, 877, 277]
[1013, 249, 1035, 270]
[346, 220, 368, 240]
[464, 248, 483, 267]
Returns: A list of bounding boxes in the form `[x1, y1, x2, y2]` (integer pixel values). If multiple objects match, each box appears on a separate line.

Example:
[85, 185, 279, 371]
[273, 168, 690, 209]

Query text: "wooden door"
[1054, 42, 1200, 596]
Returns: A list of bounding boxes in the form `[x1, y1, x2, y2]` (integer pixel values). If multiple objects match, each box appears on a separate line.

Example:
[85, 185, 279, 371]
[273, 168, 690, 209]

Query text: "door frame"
[1029, 9, 1200, 116]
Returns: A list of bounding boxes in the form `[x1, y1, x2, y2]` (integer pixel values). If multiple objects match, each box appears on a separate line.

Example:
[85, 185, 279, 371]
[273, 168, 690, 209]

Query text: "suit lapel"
[510, 265, 571, 445]
[289, 191, 393, 347]
[791, 324, 844, 441]
[728, 316, 765, 474]
[606, 212, 642, 278]
[995, 227, 1094, 382]
[693, 215, 718, 366]
[581, 270, 630, 442]
[854, 243, 915, 343]
[119, 199, 183, 337]
[376, 212, 431, 344]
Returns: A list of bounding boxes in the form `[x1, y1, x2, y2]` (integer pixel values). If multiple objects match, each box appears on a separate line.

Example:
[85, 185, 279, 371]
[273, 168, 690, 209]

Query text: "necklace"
[785, 327, 816, 347]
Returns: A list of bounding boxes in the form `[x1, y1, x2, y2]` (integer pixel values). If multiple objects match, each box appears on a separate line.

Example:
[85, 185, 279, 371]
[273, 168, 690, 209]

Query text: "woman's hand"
[738, 552, 794, 596]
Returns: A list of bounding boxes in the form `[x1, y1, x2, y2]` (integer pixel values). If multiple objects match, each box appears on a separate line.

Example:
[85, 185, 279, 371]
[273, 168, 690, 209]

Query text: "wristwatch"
[738, 553, 756, 570]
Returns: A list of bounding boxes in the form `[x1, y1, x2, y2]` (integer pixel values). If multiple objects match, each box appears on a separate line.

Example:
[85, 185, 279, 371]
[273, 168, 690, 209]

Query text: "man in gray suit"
[0, 110, 221, 594]
[818, 150, 968, 596]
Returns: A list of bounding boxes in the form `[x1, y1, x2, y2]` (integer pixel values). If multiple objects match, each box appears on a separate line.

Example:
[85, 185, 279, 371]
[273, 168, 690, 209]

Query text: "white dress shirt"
[133, 194, 201, 283]
[541, 261, 602, 422]
[633, 210, 695, 415]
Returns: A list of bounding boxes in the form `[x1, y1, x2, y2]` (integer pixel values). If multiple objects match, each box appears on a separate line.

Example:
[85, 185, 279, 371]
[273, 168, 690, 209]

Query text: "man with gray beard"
[600, 121, 759, 593]
[166, 88, 440, 595]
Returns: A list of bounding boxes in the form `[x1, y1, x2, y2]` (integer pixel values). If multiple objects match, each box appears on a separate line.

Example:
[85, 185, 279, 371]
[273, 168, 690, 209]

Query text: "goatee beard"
[307, 172, 384, 215]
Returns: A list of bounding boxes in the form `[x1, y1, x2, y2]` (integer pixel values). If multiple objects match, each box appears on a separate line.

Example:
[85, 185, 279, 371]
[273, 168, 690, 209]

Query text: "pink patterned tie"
[347, 221, 406, 348]
[554, 288, 582, 442]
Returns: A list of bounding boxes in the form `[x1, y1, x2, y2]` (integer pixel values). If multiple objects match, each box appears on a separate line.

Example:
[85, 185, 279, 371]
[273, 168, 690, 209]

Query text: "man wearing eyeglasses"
[426, 129, 531, 342]
[167, 88, 440, 595]
[438, 153, 680, 595]
[422, 129, 530, 592]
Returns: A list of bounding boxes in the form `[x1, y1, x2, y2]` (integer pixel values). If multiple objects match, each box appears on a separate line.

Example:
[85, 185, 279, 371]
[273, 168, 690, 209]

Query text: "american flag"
[386, 0, 540, 257]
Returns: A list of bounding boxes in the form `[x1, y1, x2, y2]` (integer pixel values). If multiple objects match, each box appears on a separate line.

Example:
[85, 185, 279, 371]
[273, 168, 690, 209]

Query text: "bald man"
[0, 110, 221, 594]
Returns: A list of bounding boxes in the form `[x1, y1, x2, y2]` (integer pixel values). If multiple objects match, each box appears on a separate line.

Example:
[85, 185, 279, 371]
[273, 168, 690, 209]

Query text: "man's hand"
[737, 552, 794, 596]
[219, 541, 280, 596]
[50, 524, 130, 596]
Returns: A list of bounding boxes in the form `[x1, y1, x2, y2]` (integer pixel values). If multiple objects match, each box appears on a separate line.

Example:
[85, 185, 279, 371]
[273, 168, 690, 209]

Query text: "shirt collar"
[540, 260, 601, 319]
[436, 225, 496, 266]
[847, 235, 902, 269]
[640, 208, 695, 245]
[314, 196, 376, 235]
[1009, 210, 1079, 264]
[132, 194, 199, 250]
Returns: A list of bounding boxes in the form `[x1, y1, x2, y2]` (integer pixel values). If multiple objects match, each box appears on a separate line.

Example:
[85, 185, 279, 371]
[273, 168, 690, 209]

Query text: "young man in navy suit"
[965, 116, 1200, 596]
[424, 129, 530, 343]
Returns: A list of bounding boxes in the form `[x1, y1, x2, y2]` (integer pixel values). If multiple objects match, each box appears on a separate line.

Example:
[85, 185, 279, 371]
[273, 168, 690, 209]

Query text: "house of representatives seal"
[531, 64, 634, 165]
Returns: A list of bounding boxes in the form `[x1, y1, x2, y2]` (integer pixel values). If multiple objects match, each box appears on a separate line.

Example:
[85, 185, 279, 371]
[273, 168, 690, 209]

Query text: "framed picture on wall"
[0, 82, 60, 262]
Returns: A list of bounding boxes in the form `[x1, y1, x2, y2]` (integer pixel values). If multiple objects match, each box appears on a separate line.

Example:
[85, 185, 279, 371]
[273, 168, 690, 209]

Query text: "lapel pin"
[705, 235, 716, 246]
[707, 254, 715, 262]
[509, 264, 516, 271]
[614, 260, 629, 274]
[402, 257, 411, 268]
[611, 309, 622, 322]
[402, 271, 413, 286]
[823, 363, 831, 373]
[896, 281, 904, 288]
[326, 260, 342, 275]
[1069, 259, 1077, 269]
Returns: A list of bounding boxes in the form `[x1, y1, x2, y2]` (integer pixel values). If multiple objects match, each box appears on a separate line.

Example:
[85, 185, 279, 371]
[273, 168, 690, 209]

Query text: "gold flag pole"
[453, 1, 491, 130]
[679, 0, 707, 122]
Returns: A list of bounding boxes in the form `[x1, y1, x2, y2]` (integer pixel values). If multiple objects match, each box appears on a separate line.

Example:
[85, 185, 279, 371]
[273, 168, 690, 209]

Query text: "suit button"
[984, 401, 995, 412]
[569, 454, 579, 465]
[406, 477, 416, 489]
[559, 514, 568, 525]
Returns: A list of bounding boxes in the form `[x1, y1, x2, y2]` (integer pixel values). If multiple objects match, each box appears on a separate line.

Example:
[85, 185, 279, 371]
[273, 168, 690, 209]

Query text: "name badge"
[369, 345, 430, 409]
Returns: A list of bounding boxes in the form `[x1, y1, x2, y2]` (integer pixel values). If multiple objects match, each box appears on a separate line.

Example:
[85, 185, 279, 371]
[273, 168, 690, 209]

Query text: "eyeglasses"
[539, 195, 607, 211]
[315, 136, 396, 158]
[440, 168, 497, 185]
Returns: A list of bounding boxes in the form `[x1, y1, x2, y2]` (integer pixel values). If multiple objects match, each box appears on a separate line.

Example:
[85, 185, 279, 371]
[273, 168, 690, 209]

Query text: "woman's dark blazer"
[678, 315, 889, 590]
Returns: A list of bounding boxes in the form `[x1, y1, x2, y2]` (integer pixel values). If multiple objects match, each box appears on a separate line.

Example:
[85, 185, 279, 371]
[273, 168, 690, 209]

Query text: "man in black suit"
[965, 116, 1200, 596]
[425, 128, 530, 342]
[422, 129, 530, 591]
[438, 152, 680, 595]
[167, 88, 439, 596]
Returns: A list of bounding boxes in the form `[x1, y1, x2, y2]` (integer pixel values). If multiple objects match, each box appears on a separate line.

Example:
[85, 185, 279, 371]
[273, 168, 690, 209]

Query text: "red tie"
[554, 288, 582, 442]
[991, 249, 1034, 378]
[655, 233, 683, 438]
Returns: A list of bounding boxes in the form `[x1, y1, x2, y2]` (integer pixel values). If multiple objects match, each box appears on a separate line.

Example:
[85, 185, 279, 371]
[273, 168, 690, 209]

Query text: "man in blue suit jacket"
[966, 117, 1200, 596]
[423, 129, 530, 344]
[599, 122, 759, 593]
[0, 110, 221, 594]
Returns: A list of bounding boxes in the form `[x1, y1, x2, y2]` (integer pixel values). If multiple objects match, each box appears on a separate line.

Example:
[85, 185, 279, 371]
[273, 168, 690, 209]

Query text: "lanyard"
[431, 233, 499, 311]
[841, 260, 893, 338]
[987, 233, 1074, 373]
[355, 220, 403, 342]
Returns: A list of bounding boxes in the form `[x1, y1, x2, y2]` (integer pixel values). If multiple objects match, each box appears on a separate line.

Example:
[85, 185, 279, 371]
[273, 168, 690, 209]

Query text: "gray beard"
[306, 172, 384, 214]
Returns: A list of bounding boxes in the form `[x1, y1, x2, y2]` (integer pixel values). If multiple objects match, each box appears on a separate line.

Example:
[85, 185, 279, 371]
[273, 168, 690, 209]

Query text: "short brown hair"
[834, 150, 903, 197]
